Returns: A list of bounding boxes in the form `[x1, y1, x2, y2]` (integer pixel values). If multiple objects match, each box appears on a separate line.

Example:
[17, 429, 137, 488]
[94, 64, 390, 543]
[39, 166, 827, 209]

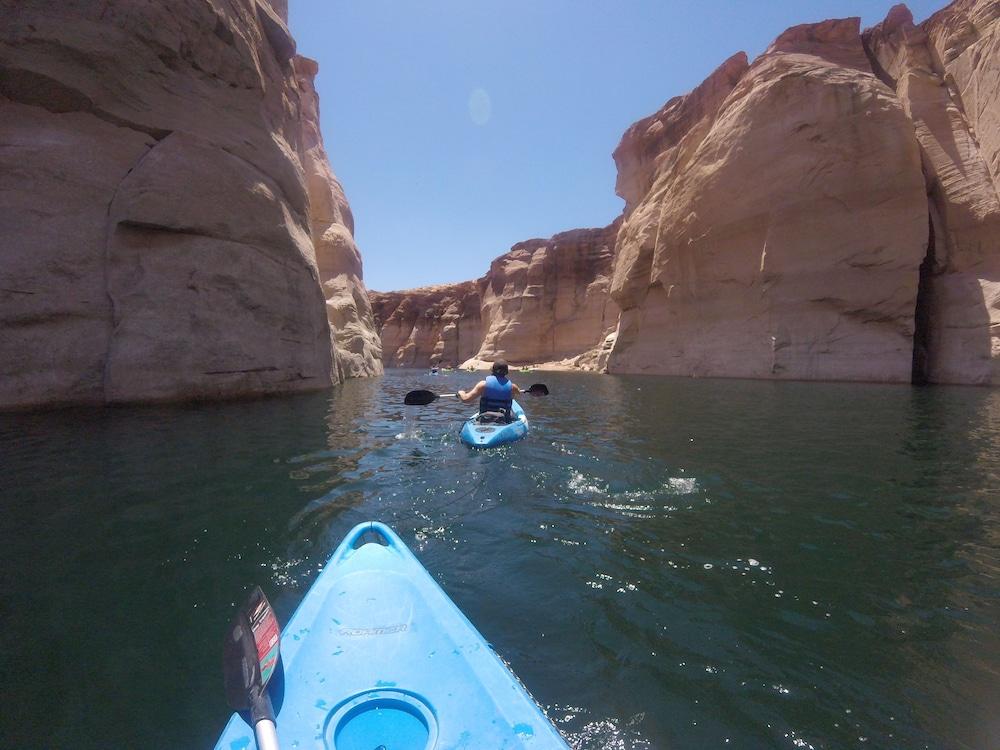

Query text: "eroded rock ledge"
[0, 0, 380, 409]
[370, 222, 620, 370]
[373, 0, 1000, 385]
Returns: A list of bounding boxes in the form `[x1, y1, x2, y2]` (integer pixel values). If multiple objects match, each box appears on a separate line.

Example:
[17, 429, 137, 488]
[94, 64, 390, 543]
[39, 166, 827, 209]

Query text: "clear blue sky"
[290, 1, 944, 292]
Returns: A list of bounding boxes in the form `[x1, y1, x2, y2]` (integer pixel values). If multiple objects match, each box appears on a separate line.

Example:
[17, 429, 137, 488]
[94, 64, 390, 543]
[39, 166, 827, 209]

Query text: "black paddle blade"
[223, 586, 280, 711]
[404, 389, 438, 406]
[527, 383, 549, 396]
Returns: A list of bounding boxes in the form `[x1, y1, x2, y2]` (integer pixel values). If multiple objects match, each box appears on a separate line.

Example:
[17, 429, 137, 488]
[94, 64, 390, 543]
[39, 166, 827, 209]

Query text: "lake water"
[1, 370, 998, 749]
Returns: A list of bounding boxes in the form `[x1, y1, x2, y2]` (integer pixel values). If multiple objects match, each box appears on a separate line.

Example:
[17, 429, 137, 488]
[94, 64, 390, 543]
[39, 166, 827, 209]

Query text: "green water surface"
[1, 371, 998, 749]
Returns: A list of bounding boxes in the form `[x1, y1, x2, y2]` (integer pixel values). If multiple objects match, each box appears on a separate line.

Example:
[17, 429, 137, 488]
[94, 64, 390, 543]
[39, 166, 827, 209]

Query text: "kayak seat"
[476, 410, 512, 424]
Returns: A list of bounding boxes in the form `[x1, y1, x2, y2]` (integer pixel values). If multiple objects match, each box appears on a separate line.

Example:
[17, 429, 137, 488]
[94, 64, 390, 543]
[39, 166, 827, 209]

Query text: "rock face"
[370, 0, 1000, 385]
[369, 223, 620, 370]
[294, 56, 383, 379]
[0, 0, 380, 409]
[474, 223, 621, 369]
[609, 18, 929, 382]
[865, 1, 1000, 385]
[370, 282, 483, 368]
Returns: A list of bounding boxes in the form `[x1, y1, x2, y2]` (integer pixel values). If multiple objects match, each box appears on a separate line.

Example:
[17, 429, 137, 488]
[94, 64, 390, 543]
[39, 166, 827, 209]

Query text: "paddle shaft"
[254, 718, 279, 750]
[250, 683, 278, 749]
[403, 383, 547, 406]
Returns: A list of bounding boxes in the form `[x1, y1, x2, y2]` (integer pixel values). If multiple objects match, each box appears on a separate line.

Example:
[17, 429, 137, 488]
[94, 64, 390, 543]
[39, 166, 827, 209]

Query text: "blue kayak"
[460, 399, 528, 448]
[215, 521, 568, 749]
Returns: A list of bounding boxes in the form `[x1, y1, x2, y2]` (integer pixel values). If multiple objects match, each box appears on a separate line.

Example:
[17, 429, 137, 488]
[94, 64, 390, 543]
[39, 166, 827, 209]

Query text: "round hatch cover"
[326, 689, 437, 750]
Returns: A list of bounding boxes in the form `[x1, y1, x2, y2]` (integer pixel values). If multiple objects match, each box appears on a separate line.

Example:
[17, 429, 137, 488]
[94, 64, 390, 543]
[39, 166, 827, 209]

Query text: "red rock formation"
[294, 55, 383, 379]
[370, 283, 482, 368]
[370, 222, 620, 369]
[0, 0, 380, 408]
[613, 52, 749, 214]
[369, 0, 1000, 386]
[866, 1, 1000, 385]
[608, 18, 929, 382]
[475, 223, 620, 368]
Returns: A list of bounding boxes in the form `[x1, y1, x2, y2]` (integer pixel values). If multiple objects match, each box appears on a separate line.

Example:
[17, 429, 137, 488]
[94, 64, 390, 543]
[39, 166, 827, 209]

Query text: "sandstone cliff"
[294, 55, 383, 379]
[371, 282, 483, 368]
[474, 223, 621, 369]
[609, 19, 929, 382]
[370, 222, 620, 370]
[371, 0, 1000, 385]
[606, 1, 1000, 384]
[865, 1, 1000, 385]
[0, 0, 380, 409]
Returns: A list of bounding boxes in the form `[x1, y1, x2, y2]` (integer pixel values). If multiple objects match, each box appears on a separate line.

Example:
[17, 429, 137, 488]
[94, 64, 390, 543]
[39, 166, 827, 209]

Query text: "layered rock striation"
[371, 282, 483, 368]
[475, 223, 621, 369]
[0, 0, 380, 409]
[370, 222, 620, 369]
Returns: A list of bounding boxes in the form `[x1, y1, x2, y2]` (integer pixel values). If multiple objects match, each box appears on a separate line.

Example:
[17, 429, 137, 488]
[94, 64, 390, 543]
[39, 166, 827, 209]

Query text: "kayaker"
[458, 359, 523, 422]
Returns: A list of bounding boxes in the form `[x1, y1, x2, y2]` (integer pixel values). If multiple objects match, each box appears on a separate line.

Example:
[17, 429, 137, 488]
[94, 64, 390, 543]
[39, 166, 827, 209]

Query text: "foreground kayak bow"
[215, 521, 569, 749]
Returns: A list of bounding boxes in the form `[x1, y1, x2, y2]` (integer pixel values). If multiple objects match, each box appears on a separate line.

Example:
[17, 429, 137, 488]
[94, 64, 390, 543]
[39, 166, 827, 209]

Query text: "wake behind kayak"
[215, 521, 569, 749]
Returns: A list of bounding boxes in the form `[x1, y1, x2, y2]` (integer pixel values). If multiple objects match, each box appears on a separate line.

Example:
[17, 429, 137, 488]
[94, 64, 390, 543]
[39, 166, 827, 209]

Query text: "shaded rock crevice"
[0, 68, 174, 140]
[865, 0, 1000, 385]
[912, 210, 938, 384]
[100, 133, 160, 401]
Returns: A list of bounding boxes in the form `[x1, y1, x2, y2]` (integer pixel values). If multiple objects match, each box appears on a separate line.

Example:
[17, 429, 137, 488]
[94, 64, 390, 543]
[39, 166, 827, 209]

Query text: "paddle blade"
[404, 389, 438, 406]
[223, 586, 280, 711]
[526, 383, 549, 396]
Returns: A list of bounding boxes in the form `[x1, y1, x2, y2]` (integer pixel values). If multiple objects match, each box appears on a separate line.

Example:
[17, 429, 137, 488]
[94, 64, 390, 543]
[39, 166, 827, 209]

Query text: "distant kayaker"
[458, 359, 523, 422]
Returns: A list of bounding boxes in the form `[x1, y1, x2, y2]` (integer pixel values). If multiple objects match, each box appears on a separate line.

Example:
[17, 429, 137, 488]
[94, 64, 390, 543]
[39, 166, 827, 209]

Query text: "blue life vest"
[479, 375, 513, 419]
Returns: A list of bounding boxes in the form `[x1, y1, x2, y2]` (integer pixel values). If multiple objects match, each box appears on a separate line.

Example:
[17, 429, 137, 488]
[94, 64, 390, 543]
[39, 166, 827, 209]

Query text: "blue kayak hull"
[214, 521, 568, 749]
[460, 399, 528, 448]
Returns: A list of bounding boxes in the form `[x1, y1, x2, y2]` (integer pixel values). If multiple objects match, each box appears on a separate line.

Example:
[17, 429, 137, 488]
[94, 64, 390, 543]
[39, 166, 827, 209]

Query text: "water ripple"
[2, 371, 999, 749]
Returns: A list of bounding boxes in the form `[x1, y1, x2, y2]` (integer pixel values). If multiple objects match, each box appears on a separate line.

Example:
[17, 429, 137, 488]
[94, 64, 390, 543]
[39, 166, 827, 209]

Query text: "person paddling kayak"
[458, 359, 523, 423]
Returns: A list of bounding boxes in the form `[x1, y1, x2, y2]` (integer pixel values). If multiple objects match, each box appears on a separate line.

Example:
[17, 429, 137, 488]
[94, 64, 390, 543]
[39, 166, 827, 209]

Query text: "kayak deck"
[215, 521, 568, 749]
[460, 399, 528, 448]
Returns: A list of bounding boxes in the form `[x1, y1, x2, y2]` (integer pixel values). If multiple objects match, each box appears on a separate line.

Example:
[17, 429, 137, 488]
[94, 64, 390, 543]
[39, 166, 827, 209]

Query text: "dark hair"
[491, 359, 508, 377]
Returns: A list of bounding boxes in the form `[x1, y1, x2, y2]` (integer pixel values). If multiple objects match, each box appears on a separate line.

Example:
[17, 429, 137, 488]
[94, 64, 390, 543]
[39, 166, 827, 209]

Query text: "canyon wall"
[607, 1, 1000, 384]
[372, 0, 1000, 385]
[608, 19, 930, 382]
[474, 223, 621, 369]
[371, 282, 483, 368]
[294, 56, 383, 379]
[370, 223, 620, 369]
[0, 0, 380, 409]
[865, 2, 1000, 384]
